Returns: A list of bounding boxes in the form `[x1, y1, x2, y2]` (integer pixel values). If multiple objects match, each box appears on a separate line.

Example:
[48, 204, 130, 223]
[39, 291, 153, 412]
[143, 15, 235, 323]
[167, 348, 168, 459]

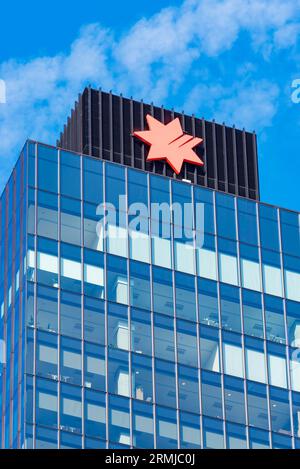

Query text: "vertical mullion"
[148, 172, 157, 449]
[57, 148, 61, 448]
[125, 167, 133, 448]
[278, 208, 295, 448]
[32, 142, 38, 449]
[213, 189, 226, 448]
[192, 184, 203, 448]
[169, 179, 180, 448]
[80, 153, 84, 448]
[234, 195, 250, 449]
[102, 162, 109, 448]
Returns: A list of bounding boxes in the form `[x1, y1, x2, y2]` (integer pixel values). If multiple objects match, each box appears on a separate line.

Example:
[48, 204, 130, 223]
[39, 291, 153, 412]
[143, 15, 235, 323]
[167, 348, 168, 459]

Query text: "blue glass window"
[238, 198, 258, 245]
[175, 271, 196, 322]
[172, 180, 193, 231]
[36, 285, 58, 333]
[36, 237, 58, 288]
[131, 308, 152, 357]
[36, 377, 58, 428]
[36, 331, 58, 379]
[83, 157, 103, 204]
[60, 243, 81, 294]
[156, 405, 177, 449]
[108, 302, 128, 350]
[178, 365, 199, 414]
[220, 284, 241, 333]
[128, 169, 148, 207]
[201, 370, 223, 420]
[224, 375, 246, 425]
[155, 359, 176, 408]
[84, 388, 106, 440]
[132, 353, 153, 403]
[84, 297, 105, 345]
[154, 314, 175, 362]
[37, 190, 58, 240]
[198, 278, 219, 327]
[194, 186, 215, 234]
[264, 295, 285, 344]
[180, 411, 201, 449]
[36, 426, 58, 449]
[259, 205, 279, 252]
[203, 416, 224, 448]
[152, 266, 173, 317]
[108, 348, 129, 397]
[60, 431, 82, 448]
[109, 395, 130, 445]
[60, 383, 82, 433]
[130, 260, 151, 311]
[60, 336, 82, 386]
[269, 387, 291, 435]
[106, 163, 126, 211]
[176, 319, 198, 368]
[280, 209, 300, 256]
[60, 291, 81, 339]
[60, 196, 81, 246]
[37, 145, 58, 193]
[107, 255, 128, 305]
[60, 150, 81, 199]
[216, 192, 236, 240]
[132, 401, 154, 448]
[242, 289, 263, 339]
[226, 422, 247, 449]
[286, 300, 300, 348]
[249, 427, 270, 449]
[84, 248, 104, 299]
[200, 325, 220, 373]
[247, 381, 269, 430]
[84, 342, 105, 391]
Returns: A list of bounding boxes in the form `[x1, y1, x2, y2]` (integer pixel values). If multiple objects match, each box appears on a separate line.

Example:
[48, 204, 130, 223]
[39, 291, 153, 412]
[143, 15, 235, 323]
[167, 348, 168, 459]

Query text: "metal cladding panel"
[57, 87, 260, 200]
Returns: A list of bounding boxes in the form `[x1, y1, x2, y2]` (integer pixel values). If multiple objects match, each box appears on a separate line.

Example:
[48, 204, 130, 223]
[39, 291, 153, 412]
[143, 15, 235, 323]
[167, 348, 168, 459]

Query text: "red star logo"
[133, 114, 204, 174]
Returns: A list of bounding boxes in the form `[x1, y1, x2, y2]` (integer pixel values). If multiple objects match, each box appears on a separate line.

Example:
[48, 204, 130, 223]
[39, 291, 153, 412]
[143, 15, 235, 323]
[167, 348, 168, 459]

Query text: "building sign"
[133, 114, 204, 174]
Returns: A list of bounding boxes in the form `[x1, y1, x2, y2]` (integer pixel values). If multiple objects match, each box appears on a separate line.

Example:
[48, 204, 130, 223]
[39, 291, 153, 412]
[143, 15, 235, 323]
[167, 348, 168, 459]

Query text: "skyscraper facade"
[0, 92, 299, 450]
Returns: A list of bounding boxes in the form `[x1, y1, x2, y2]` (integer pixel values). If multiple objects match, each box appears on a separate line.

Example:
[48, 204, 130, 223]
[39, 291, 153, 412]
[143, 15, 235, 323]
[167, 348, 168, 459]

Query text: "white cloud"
[0, 0, 299, 188]
[184, 80, 279, 130]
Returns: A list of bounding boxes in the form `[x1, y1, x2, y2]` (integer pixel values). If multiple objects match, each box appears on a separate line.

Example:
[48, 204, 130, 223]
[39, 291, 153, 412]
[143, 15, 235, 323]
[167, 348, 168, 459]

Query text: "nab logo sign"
[133, 114, 204, 175]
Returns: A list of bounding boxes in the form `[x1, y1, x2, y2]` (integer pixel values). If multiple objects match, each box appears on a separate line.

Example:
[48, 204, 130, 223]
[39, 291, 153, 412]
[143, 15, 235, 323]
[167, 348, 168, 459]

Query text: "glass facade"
[1, 141, 300, 448]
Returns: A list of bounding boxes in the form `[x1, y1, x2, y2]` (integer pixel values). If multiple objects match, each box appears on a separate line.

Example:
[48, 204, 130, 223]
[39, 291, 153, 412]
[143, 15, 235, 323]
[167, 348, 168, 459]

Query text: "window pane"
[200, 326, 220, 373]
[60, 196, 81, 246]
[83, 157, 103, 204]
[216, 193, 236, 240]
[178, 365, 200, 414]
[131, 308, 152, 357]
[198, 279, 219, 328]
[37, 190, 58, 240]
[107, 255, 128, 305]
[152, 266, 173, 317]
[175, 272, 196, 322]
[220, 284, 241, 333]
[60, 150, 81, 199]
[132, 401, 154, 449]
[242, 289, 263, 339]
[130, 260, 151, 311]
[84, 297, 105, 345]
[247, 381, 269, 430]
[37, 145, 58, 193]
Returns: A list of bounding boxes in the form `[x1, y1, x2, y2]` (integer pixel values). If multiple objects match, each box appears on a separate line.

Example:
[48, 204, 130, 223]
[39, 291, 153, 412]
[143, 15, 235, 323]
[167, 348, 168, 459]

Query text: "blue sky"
[0, 0, 300, 211]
